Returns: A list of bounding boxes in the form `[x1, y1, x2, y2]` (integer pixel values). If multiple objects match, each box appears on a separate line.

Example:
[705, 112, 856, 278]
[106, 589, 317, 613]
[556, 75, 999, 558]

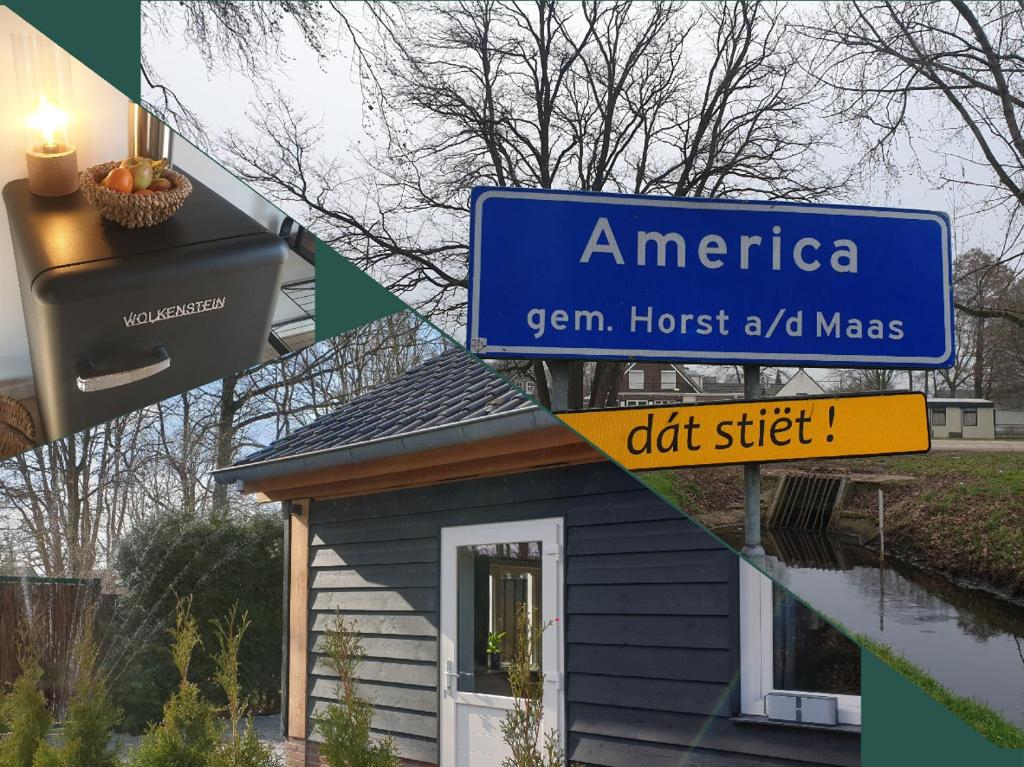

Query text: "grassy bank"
[866, 452, 1024, 598]
[645, 451, 1024, 598]
[857, 635, 1024, 749]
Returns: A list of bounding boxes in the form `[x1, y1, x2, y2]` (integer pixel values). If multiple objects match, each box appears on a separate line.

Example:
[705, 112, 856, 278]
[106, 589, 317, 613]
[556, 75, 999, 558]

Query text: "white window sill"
[731, 714, 861, 735]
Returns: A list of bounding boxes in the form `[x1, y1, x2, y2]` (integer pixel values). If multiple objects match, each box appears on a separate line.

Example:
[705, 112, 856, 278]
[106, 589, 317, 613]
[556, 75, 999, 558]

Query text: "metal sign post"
[548, 360, 571, 412]
[742, 365, 764, 558]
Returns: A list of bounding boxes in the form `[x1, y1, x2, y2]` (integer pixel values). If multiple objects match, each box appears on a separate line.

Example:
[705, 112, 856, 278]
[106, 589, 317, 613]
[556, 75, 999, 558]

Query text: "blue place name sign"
[467, 187, 954, 369]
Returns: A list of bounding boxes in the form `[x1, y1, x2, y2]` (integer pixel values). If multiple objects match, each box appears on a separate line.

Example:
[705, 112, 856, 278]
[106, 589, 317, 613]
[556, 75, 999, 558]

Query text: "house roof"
[214, 349, 553, 486]
[927, 398, 994, 408]
[700, 381, 784, 396]
[622, 362, 701, 393]
[776, 369, 825, 397]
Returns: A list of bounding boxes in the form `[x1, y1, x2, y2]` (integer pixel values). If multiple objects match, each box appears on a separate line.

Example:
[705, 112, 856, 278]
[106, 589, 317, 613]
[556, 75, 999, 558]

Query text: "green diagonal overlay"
[314, 239, 407, 340]
[863, 649, 1024, 765]
[3, 0, 140, 101]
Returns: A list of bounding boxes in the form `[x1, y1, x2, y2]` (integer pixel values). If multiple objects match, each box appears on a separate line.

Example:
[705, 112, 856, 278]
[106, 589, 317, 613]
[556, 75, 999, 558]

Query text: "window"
[456, 541, 542, 696]
[660, 370, 676, 390]
[962, 409, 978, 427]
[930, 408, 946, 427]
[740, 563, 861, 726]
[627, 369, 644, 390]
[525, 380, 535, 394]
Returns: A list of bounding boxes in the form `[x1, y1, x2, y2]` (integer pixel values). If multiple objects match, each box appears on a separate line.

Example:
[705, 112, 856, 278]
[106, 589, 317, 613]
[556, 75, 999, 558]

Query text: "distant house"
[927, 398, 995, 439]
[775, 369, 826, 398]
[616, 362, 702, 405]
[614, 362, 783, 406]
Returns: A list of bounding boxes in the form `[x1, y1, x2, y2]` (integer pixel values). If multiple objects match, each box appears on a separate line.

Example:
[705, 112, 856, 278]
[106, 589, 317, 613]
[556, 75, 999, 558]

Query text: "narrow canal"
[719, 527, 1024, 728]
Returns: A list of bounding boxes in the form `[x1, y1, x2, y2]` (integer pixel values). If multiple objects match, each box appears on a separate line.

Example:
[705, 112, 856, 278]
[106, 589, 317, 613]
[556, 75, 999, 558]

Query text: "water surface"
[721, 527, 1024, 727]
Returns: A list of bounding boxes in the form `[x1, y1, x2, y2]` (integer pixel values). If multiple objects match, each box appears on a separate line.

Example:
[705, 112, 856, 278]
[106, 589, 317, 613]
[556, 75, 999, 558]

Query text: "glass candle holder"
[11, 34, 78, 197]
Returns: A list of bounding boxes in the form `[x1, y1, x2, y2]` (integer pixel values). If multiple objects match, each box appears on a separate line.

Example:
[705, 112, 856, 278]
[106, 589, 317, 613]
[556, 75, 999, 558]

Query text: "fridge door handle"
[75, 346, 171, 392]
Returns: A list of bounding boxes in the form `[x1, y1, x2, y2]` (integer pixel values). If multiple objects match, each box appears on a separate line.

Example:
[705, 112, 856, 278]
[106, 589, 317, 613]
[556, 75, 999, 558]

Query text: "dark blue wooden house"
[215, 350, 860, 767]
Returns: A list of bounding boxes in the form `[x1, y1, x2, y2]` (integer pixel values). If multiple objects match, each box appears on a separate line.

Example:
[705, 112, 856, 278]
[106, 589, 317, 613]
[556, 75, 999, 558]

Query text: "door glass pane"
[456, 541, 542, 696]
[772, 585, 860, 695]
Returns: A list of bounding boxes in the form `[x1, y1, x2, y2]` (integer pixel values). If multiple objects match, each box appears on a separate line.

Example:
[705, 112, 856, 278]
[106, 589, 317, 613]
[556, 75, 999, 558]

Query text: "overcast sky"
[144, 3, 1006, 388]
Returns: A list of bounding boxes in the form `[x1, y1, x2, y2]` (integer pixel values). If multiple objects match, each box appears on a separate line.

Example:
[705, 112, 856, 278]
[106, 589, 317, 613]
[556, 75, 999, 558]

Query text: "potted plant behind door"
[487, 631, 506, 670]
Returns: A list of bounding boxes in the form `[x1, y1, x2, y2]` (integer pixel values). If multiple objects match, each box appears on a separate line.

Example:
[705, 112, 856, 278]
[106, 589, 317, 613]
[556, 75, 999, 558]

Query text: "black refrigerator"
[4, 173, 287, 441]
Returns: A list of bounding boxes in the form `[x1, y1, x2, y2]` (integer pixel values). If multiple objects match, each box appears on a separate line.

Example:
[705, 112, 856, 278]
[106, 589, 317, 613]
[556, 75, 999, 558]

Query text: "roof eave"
[213, 405, 553, 488]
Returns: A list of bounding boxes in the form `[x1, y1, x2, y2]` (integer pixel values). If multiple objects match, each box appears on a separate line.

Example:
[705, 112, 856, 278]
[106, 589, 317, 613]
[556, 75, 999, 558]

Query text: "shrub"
[111, 512, 283, 732]
[31, 613, 122, 767]
[208, 725, 279, 767]
[313, 617, 398, 767]
[500, 605, 564, 767]
[129, 597, 222, 767]
[0, 665, 51, 767]
[209, 605, 281, 767]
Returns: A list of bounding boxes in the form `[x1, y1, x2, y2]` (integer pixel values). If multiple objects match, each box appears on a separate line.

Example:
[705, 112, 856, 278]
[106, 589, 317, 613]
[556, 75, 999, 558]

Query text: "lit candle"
[27, 94, 69, 154]
[13, 35, 79, 197]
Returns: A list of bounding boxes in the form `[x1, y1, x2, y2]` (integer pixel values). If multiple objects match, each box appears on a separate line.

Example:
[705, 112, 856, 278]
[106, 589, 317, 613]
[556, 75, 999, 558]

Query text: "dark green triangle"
[314, 239, 407, 341]
[3, 0, 141, 102]
[863, 649, 1024, 765]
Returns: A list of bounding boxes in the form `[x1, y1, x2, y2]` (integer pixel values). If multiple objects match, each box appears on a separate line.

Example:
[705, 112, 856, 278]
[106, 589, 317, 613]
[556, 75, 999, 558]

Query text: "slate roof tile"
[232, 349, 532, 467]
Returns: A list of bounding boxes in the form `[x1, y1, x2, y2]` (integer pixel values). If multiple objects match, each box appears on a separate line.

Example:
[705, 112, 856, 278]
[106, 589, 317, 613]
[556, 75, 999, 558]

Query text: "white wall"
[0, 8, 128, 385]
[931, 405, 996, 439]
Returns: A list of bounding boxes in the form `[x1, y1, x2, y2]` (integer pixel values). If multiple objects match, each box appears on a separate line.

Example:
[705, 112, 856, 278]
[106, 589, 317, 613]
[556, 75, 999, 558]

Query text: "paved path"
[931, 439, 1024, 452]
[112, 714, 283, 757]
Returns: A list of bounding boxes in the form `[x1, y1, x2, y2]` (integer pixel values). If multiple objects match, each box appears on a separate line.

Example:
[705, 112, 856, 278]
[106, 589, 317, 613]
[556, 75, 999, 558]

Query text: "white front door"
[439, 518, 564, 767]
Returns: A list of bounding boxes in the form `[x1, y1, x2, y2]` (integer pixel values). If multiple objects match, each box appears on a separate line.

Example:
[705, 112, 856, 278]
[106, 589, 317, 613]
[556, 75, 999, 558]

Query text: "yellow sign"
[559, 392, 930, 469]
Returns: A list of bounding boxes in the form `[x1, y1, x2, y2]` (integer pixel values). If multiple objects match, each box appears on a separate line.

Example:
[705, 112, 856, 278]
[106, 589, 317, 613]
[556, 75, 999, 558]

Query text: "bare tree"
[804, 1, 1024, 328]
[203, 0, 846, 408]
[141, 1, 348, 146]
[0, 312, 446, 571]
[837, 368, 901, 393]
[987, 284, 1024, 406]
[953, 248, 1019, 397]
[0, 411, 148, 577]
[934, 303, 976, 397]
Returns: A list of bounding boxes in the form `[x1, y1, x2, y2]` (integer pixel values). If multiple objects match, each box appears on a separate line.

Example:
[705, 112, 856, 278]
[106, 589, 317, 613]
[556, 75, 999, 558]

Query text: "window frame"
[660, 369, 676, 390]
[627, 369, 644, 390]
[962, 409, 978, 427]
[930, 408, 947, 427]
[739, 562, 861, 726]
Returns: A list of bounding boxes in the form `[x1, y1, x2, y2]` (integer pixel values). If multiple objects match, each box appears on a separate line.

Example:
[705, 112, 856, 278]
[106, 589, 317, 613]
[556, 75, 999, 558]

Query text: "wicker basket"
[80, 161, 192, 229]
[0, 395, 36, 460]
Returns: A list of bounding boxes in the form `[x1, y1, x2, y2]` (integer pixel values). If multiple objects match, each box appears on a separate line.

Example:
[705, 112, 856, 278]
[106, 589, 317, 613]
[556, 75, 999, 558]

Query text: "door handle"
[76, 346, 171, 392]
[444, 660, 460, 698]
[444, 660, 472, 698]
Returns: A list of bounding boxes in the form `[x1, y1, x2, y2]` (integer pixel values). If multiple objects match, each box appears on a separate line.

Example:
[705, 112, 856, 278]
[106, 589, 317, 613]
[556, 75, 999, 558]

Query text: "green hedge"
[107, 513, 283, 733]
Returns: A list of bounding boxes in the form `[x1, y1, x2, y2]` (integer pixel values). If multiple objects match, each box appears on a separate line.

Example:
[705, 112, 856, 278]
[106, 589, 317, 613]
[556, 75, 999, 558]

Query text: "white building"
[775, 369, 825, 398]
[927, 398, 995, 439]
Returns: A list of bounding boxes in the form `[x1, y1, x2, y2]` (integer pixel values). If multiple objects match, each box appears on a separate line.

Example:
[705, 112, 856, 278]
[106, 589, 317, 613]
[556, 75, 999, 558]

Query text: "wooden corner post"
[288, 499, 310, 740]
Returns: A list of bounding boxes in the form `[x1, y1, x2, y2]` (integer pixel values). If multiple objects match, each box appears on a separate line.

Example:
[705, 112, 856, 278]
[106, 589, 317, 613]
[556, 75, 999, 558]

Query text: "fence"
[0, 575, 104, 716]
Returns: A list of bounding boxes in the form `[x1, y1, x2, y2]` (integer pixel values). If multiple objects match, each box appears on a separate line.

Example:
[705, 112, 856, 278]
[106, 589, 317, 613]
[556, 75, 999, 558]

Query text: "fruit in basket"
[101, 167, 134, 194]
[127, 158, 154, 191]
[149, 177, 173, 192]
[116, 156, 172, 191]
[133, 188, 154, 195]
